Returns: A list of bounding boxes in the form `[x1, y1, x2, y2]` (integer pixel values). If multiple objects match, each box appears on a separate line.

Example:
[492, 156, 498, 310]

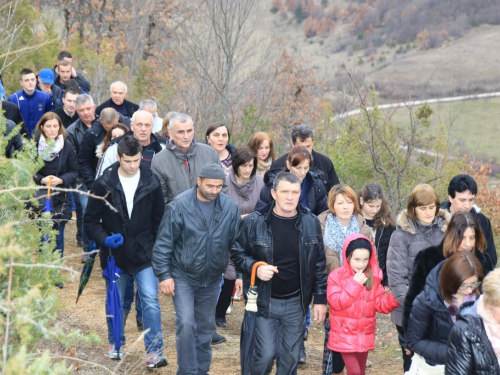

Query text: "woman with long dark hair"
[407, 251, 484, 373]
[33, 112, 78, 256]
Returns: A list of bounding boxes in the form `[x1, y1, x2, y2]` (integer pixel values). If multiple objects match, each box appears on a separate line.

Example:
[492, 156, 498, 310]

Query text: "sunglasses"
[458, 281, 481, 290]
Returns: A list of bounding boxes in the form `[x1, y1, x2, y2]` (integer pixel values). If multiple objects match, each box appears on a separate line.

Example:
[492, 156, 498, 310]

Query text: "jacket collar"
[396, 208, 451, 235]
[261, 200, 305, 228]
[191, 185, 223, 213]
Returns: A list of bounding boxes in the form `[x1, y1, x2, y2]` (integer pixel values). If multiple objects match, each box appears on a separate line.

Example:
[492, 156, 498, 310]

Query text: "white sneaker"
[226, 306, 232, 314]
[233, 295, 241, 301]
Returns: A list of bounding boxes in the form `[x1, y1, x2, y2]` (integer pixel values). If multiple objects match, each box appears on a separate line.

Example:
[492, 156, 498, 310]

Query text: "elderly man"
[151, 113, 220, 203]
[153, 163, 240, 374]
[53, 50, 91, 92]
[51, 88, 79, 128]
[98, 109, 166, 176]
[139, 100, 163, 134]
[271, 124, 339, 193]
[96, 81, 139, 118]
[230, 172, 328, 374]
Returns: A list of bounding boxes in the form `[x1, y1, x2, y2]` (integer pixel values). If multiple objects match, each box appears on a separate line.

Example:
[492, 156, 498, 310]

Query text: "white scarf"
[38, 134, 64, 161]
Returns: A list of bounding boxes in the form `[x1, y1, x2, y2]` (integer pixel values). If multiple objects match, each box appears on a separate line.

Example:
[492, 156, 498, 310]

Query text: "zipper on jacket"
[267, 224, 273, 319]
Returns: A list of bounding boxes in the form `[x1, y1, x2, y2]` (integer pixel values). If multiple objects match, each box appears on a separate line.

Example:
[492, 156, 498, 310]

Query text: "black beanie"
[345, 238, 372, 259]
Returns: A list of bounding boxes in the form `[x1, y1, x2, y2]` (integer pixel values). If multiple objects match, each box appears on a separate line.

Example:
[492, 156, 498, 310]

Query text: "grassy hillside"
[387, 97, 500, 162]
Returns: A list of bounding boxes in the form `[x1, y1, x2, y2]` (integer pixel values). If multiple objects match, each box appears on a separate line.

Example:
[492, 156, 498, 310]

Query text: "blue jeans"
[105, 266, 164, 354]
[251, 295, 305, 375]
[123, 274, 142, 320]
[53, 221, 66, 256]
[172, 271, 221, 375]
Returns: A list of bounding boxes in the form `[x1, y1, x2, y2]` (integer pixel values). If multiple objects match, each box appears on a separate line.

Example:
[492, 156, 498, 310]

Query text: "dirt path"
[56, 221, 404, 374]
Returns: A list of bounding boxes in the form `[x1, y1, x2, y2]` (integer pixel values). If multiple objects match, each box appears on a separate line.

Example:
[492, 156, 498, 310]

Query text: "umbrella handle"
[250, 261, 268, 288]
[47, 176, 52, 198]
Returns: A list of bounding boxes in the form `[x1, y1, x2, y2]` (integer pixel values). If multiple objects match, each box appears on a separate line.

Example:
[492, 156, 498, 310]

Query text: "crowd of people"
[3, 51, 500, 375]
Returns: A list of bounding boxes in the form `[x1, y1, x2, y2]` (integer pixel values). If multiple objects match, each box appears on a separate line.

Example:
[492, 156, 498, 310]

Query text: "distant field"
[386, 97, 500, 161]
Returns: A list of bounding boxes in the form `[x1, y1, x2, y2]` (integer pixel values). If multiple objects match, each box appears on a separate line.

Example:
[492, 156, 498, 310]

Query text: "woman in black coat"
[402, 211, 492, 333]
[255, 145, 328, 215]
[446, 268, 500, 375]
[34, 112, 78, 256]
[406, 251, 484, 370]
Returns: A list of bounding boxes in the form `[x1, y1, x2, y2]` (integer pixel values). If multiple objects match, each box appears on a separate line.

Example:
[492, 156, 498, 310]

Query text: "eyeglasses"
[458, 281, 481, 290]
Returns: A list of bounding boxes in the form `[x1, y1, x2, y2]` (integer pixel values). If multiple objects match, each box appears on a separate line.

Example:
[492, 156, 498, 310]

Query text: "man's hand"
[159, 278, 175, 296]
[39, 85, 52, 95]
[71, 66, 77, 78]
[313, 304, 327, 324]
[235, 278, 243, 297]
[256, 265, 278, 281]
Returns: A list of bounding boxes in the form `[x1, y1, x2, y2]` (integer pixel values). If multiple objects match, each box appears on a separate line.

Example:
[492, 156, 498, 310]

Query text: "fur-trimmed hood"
[396, 208, 451, 235]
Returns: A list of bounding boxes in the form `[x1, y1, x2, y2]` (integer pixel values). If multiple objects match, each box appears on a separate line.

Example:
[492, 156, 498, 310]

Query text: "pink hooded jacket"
[327, 233, 399, 353]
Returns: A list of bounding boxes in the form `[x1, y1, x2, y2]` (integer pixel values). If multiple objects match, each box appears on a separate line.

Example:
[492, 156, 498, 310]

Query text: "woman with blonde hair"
[446, 268, 500, 374]
[247, 132, 275, 177]
[387, 184, 451, 372]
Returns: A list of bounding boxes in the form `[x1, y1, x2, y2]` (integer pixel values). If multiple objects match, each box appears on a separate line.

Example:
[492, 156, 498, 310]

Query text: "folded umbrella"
[44, 177, 52, 212]
[240, 261, 268, 375]
[75, 242, 99, 303]
[103, 255, 123, 356]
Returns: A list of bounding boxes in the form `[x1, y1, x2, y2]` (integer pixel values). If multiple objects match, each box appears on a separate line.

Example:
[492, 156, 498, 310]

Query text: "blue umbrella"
[103, 255, 123, 356]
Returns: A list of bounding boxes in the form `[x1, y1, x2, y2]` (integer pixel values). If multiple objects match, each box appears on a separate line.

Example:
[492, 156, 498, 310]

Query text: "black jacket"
[96, 98, 139, 118]
[4, 119, 23, 158]
[51, 106, 79, 129]
[441, 201, 497, 268]
[374, 224, 396, 286]
[36, 83, 62, 108]
[33, 140, 78, 222]
[255, 168, 328, 216]
[402, 240, 492, 334]
[230, 202, 328, 317]
[53, 68, 91, 92]
[271, 149, 339, 192]
[406, 261, 455, 366]
[446, 300, 500, 375]
[85, 163, 165, 274]
[152, 186, 241, 285]
[2, 100, 26, 135]
[66, 116, 100, 156]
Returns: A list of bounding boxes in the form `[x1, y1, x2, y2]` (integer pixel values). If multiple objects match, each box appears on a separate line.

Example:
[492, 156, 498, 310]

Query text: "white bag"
[407, 353, 445, 375]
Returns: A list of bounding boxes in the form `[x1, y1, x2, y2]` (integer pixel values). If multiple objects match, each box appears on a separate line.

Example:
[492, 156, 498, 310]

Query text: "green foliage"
[0, 114, 99, 373]
[1, 1, 61, 94]
[234, 103, 271, 146]
[325, 92, 464, 213]
[295, 4, 304, 24]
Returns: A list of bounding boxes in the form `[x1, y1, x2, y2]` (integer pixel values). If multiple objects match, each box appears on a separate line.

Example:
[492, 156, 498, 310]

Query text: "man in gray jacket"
[151, 113, 220, 203]
[152, 163, 240, 374]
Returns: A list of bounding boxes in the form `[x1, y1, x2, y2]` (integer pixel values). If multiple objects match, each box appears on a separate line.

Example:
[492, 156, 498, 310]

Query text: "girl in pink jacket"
[327, 233, 399, 375]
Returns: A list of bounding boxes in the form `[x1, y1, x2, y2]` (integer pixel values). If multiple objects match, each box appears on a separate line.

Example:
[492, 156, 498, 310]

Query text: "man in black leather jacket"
[230, 172, 327, 374]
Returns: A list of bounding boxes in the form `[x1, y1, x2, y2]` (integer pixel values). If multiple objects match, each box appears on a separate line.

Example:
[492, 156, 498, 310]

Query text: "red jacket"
[327, 233, 399, 353]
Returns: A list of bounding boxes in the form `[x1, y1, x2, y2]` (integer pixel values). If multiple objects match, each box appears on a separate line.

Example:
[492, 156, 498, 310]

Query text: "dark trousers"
[396, 324, 412, 372]
[215, 278, 235, 319]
